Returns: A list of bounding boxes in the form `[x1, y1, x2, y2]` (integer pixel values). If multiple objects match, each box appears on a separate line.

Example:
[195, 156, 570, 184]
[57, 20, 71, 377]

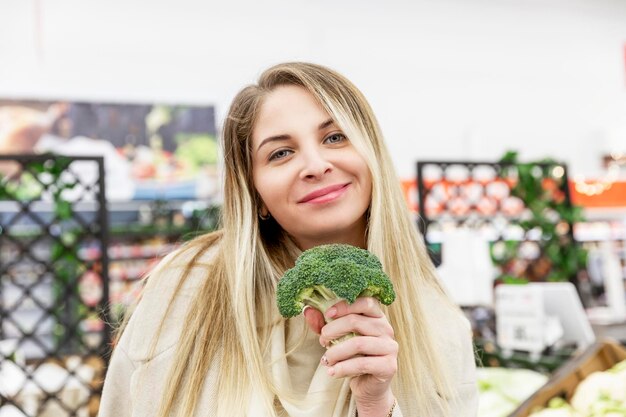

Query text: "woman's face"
[251, 85, 372, 250]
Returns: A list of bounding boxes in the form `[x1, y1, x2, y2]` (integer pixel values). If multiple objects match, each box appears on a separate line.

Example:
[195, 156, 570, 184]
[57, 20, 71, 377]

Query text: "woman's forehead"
[251, 86, 332, 144]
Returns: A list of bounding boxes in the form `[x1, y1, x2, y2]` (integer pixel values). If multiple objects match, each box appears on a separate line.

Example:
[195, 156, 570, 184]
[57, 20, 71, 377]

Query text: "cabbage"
[528, 360, 626, 417]
[478, 390, 519, 417]
[571, 360, 626, 414]
[478, 368, 548, 417]
[529, 398, 582, 417]
[586, 395, 626, 416]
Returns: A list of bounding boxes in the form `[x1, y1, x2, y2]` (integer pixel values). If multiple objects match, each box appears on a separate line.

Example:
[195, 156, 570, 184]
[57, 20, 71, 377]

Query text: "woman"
[99, 62, 478, 417]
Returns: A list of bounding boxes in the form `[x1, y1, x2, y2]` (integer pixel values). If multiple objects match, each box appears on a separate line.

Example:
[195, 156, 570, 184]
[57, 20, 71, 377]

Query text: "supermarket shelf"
[583, 207, 626, 221]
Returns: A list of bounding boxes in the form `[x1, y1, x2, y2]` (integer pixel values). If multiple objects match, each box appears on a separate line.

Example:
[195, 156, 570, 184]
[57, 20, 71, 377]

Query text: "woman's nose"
[299, 148, 332, 180]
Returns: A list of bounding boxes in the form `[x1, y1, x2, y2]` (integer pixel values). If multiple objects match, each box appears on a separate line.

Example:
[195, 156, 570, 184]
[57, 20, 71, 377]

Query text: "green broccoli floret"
[276, 244, 396, 324]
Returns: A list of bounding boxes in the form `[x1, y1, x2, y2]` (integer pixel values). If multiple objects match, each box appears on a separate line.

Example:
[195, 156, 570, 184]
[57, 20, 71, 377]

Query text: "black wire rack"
[0, 154, 110, 417]
[416, 160, 578, 285]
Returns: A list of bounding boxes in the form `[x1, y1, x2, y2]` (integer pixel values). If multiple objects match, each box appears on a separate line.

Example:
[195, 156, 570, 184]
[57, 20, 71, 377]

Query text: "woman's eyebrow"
[318, 119, 334, 130]
[256, 119, 335, 153]
[257, 134, 290, 153]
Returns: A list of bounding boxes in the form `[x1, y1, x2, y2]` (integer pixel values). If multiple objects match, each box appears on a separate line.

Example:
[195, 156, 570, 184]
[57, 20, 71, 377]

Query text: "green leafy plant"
[493, 151, 587, 284]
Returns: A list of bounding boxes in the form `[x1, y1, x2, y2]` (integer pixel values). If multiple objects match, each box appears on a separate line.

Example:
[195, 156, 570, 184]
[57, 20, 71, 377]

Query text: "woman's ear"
[258, 203, 271, 221]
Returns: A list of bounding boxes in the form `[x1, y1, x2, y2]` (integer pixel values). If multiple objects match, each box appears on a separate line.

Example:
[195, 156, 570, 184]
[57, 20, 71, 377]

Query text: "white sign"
[496, 283, 595, 354]
[496, 285, 546, 353]
[436, 229, 497, 307]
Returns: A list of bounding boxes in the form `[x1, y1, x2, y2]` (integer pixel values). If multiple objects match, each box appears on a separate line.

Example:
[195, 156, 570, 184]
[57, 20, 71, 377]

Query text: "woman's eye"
[269, 149, 293, 161]
[324, 133, 346, 144]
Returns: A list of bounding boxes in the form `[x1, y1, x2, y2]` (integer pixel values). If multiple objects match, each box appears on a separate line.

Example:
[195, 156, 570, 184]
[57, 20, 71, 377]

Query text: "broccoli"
[276, 244, 396, 340]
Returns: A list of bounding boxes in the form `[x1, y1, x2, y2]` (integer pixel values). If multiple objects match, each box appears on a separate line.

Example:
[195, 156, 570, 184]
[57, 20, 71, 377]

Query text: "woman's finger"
[303, 306, 326, 334]
[326, 354, 398, 381]
[319, 314, 394, 347]
[325, 297, 384, 320]
[321, 336, 398, 366]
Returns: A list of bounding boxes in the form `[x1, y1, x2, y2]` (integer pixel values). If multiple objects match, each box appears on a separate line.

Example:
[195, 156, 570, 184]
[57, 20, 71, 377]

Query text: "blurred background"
[2, 0, 626, 178]
[1, 1, 626, 416]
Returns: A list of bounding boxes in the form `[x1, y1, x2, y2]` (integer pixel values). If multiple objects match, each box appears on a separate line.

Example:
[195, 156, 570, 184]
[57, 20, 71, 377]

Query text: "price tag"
[495, 285, 546, 353]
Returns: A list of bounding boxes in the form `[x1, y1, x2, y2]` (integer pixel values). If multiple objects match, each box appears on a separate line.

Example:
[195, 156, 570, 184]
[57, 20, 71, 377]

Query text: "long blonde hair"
[123, 62, 461, 416]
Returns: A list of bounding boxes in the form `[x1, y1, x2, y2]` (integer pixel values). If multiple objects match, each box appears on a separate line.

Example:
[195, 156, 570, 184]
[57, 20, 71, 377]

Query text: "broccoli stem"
[301, 285, 357, 345]
[301, 285, 343, 318]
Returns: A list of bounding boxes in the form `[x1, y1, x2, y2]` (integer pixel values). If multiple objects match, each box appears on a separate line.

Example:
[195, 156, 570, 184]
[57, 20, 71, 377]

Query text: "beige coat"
[99, 244, 478, 417]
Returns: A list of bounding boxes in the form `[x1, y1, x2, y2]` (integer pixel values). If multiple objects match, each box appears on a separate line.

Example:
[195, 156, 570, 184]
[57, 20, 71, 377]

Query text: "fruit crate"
[510, 338, 626, 417]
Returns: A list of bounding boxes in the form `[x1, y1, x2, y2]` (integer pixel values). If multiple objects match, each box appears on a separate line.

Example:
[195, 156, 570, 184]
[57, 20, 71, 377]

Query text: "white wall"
[1, 0, 625, 179]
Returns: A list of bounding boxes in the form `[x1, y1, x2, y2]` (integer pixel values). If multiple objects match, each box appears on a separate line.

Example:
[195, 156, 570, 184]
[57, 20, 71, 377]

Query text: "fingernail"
[327, 367, 335, 376]
[325, 307, 336, 318]
[303, 306, 311, 315]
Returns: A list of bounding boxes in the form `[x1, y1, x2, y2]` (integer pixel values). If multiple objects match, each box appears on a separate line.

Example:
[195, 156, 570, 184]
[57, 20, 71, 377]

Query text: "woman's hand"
[303, 297, 398, 416]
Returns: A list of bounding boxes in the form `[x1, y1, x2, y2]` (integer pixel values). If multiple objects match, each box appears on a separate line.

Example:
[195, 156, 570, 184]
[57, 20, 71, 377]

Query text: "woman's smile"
[298, 183, 351, 204]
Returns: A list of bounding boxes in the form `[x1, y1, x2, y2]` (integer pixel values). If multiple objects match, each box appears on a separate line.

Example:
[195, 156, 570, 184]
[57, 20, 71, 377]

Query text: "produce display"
[477, 367, 549, 417]
[528, 360, 626, 417]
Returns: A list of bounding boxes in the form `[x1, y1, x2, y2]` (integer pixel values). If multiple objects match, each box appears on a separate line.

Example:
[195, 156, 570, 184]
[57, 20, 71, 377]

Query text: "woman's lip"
[299, 183, 350, 204]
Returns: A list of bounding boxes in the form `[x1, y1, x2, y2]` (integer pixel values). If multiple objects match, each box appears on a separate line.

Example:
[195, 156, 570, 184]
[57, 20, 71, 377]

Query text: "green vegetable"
[529, 397, 581, 417]
[528, 360, 626, 417]
[571, 362, 626, 414]
[276, 244, 396, 335]
[587, 395, 626, 416]
[477, 367, 549, 417]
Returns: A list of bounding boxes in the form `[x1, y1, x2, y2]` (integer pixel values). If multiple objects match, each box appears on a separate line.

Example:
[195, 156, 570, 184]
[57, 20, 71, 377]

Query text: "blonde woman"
[99, 62, 478, 417]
